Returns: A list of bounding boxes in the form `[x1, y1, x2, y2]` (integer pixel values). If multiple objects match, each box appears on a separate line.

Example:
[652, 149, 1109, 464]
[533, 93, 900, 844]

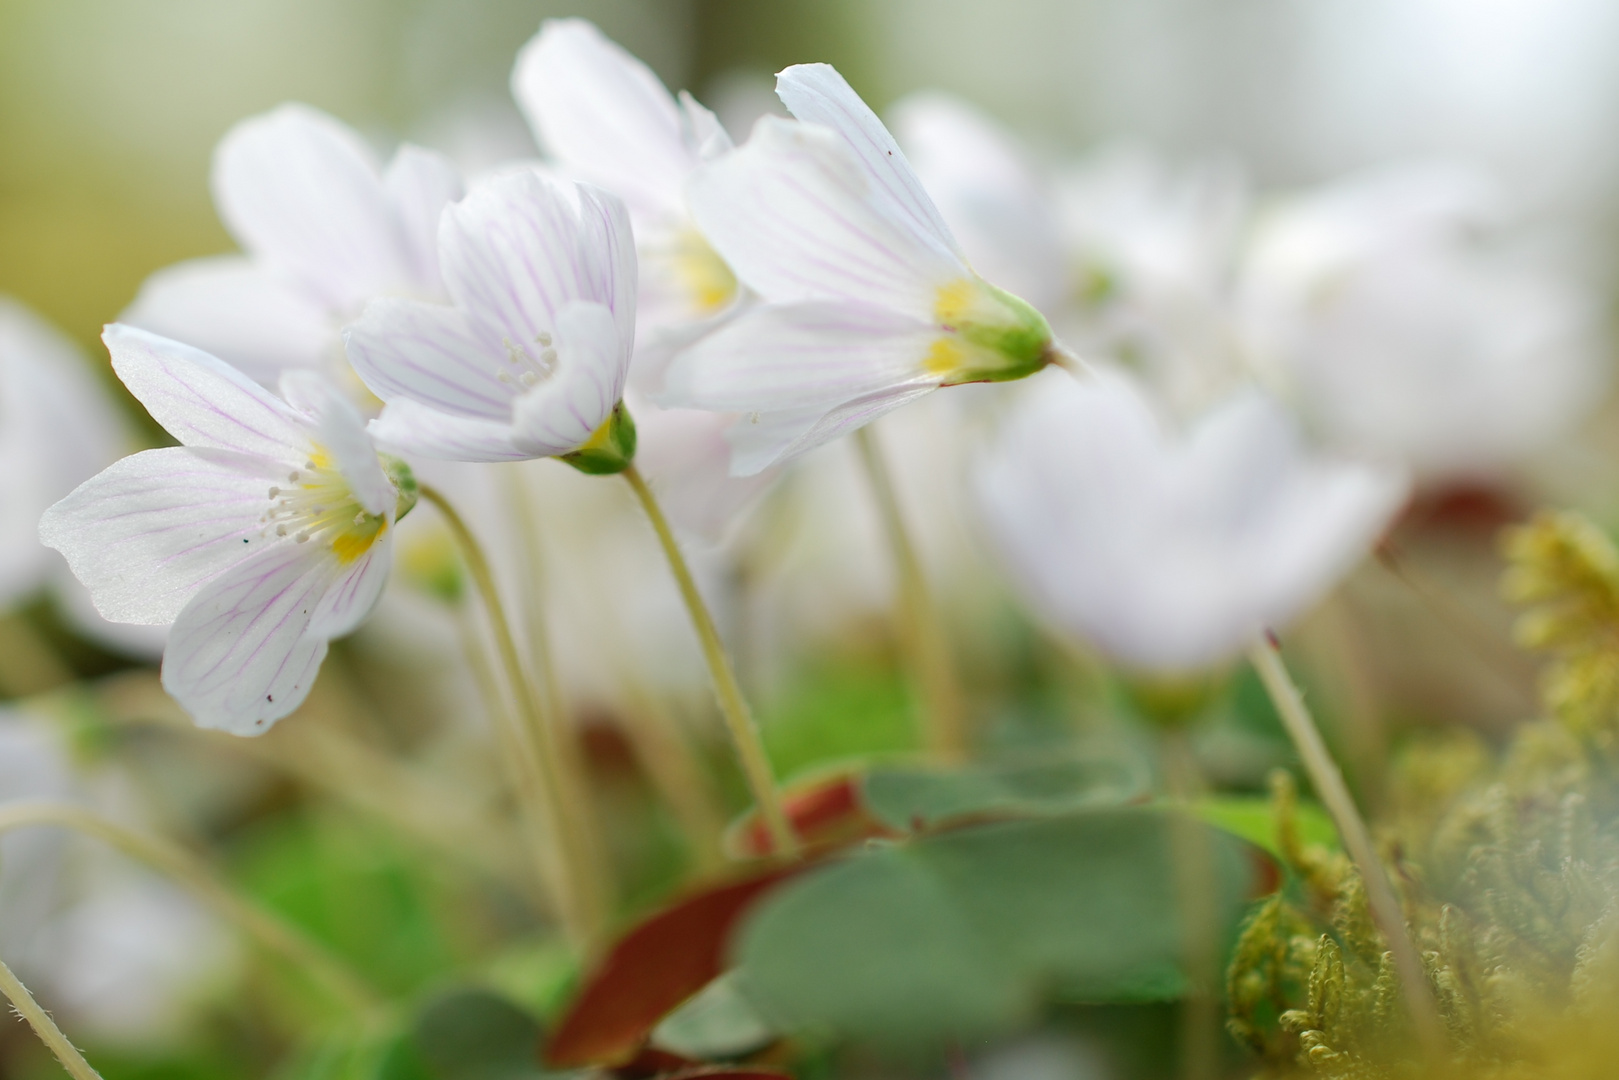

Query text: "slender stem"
[1247, 636, 1445, 1061]
[853, 426, 968, 761]
[622, 466, 797, 857]
[1161, 735, 1219, 1080]
[0, 802, 379, 1016]
[0, 956, 101, 1080]
[503, 468, 616, 916]
[419, 484, 602, 947]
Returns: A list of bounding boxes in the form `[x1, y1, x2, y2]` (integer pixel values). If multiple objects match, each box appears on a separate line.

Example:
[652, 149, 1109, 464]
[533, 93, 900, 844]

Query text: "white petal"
[511, 300, 625, 455]
[121, 256, 334, 384]
[687, 117, 965, 318]
[512, 18, 695, 222]
[38, 447, 283, 625]
[679, 90, 733, 160]
[307, 534, 392, 638]
[212, 103, 413, 311]
[104, 324, 308, 459]
[660, 301, 940, 414]
[367, 399, 529, 462]
[162, 542, 336, 734]
[440, 171, 637, 362]
[344, 297, 515, 419]
[725, 382, 937, 477]
[890, 93, 1069, 313]
[383, 144, 464, 291]
[775, 64, 961, 262]
[631, 399, 776, 542]
[278, 371, 391, 515]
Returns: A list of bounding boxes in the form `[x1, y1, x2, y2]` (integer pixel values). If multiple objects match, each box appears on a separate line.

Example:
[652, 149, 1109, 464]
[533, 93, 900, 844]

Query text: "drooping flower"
[975, 369, 1407, 674]
[40, 325, 415, 733]
[661, 63, 1061, 476]
[1237, 161, 1606, 477]
[343, 169, 638, 472]
[123, 104, 463, 387]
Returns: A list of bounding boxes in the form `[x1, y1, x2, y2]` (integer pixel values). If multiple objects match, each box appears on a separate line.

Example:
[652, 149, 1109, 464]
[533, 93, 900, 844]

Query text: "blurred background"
[9, 0, 1619, 356]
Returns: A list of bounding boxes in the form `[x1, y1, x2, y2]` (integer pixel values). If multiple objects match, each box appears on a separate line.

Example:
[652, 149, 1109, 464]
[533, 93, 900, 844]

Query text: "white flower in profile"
[123, 104, 462, 386]
[1237, 161, 1607, 477]
[975, 369, 1407, 674]
[343, 169, 638, 471]
[40, 325, 415, 734]
[661, 64, 1061, 476]
[513, 18, 738, 343]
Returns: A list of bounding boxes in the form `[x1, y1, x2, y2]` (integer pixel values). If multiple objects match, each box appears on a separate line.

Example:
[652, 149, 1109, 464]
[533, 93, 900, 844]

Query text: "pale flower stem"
[0, 955, 101, 1080]
[622, 466, 798, 857]
[1247, 635, 1446, 1061]
[1160, 734, 1219, 1080]
[619, 680, 729, 871]
[0, 801, 379, 1016]
[419, 485, 603, 948]
[852, 425, 969, 762]
[503, 468, 617, 919]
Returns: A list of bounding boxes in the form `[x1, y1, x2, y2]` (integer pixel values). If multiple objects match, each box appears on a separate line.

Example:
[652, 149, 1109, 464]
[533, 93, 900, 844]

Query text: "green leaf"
[861, 749, 1149, 832]
[733, 808, 1258, 1049]
[1196, 795, 1338, 859]
[651, 973, 776, 1060]
[410, 989, 548, 1080]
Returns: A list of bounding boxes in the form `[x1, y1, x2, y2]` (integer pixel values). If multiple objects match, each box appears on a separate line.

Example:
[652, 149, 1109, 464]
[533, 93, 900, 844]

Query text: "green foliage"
[759, 657, 920, 779]
[734, 808, 1258, 1049]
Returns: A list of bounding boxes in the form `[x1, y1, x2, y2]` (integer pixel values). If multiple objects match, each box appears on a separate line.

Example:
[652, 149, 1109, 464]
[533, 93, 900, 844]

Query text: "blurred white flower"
[40, 326, 410, 734]
[662, 64, 1058, 476]
[123, 104, 463, 388]
[1237, 161, 1608, 477]
[976, 369, 1407, 674]
[345, 170, 638, 470]
[513, 17, 738, 347]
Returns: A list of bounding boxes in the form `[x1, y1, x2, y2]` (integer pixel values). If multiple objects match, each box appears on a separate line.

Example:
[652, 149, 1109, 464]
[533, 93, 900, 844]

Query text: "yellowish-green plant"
[1226, 508, 1619, 1078]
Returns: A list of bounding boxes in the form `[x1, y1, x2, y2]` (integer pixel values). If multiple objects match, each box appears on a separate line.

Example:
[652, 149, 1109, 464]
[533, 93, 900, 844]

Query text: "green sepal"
[559, 400, 638, 476]
[383, 455, 419, 520]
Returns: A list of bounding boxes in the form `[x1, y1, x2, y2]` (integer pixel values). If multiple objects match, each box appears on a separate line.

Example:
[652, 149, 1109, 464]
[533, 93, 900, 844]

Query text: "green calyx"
[931, 277, 1057, 387]
[559, 400, 638, 476]
[383, 455, 419, 521]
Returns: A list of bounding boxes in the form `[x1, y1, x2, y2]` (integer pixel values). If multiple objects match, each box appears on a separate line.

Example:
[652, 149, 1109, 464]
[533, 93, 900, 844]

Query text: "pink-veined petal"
[511, 300, 624, 455]
[278, 371, 392, 515]
[121, 256, 334, 385]
[659, 300, 940, 414]
[344, 297, 516, 419]
[512, 18, 694, 222]
[633, 400, 777, 541]
[725, 382, 938, 476]
[383, 144, 464, 292]
[162, 541, 337, 734]
[440, 171, 637, 363]
[212, 104, 411, 311]
[775, 64, 961, 262]
[104, 324, 306, 459]
[687, 117, 964, 318]
[38, 447, 284, 625]
[307, 533, 392, 638]
[367, 399, 530, 462]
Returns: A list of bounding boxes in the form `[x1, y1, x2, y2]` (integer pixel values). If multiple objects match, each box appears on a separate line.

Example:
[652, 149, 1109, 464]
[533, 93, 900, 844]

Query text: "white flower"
[39, 325, 412, 734]
[1237, 161, 1607, 476]
[975, 369, 1407, 674]
[513, 17, 738, 342]
[123, 104, 463, 387]
[660, 64, 1058, 476]
[343, 169, 638, 470]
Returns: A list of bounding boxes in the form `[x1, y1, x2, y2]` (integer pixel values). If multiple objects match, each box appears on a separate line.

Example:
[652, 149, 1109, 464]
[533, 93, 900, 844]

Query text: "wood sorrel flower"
[975, 369, 1407, 674]
[40, 325, 415, 734]
[123, 104, 462, 387]
[660, 64, 1061, 476]
[343, 169, 638, 473]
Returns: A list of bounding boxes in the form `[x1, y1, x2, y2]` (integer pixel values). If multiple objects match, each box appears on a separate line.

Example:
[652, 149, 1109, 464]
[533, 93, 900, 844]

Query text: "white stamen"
[535, 330, 552, 347]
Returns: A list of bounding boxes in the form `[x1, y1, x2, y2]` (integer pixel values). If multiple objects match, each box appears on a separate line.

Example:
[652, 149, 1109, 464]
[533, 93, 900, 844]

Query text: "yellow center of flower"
[260, 448, 388, 565]
[670, 228, 738, 314]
